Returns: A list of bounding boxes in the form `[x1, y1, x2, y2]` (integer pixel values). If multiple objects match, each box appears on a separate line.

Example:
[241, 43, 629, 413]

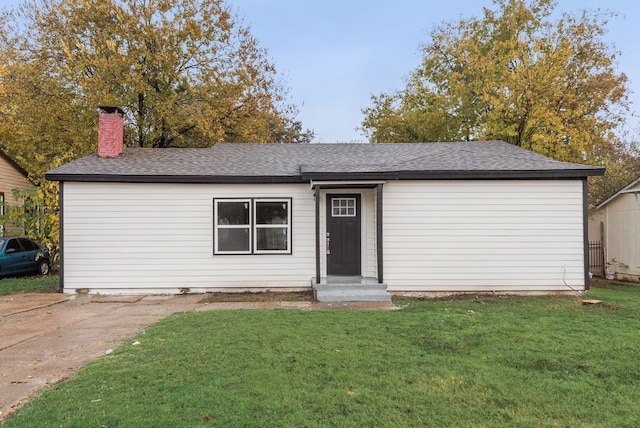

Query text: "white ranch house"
[45, 111, 603, 301]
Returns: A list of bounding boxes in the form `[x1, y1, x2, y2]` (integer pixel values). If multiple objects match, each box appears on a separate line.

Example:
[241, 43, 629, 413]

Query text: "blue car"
[0, 237, 50, 278]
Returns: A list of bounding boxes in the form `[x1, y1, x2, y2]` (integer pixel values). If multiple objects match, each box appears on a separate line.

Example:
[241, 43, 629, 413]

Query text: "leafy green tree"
[272, 118, 316, 144]
[0, 0, 310, 178]
[361, 0, 629, 164]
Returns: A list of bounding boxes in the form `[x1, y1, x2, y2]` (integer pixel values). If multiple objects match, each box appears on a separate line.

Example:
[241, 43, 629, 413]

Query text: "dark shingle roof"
[45, 141, 604, 183]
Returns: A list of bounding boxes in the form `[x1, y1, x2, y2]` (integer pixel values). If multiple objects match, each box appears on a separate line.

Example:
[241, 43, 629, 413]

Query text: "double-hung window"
[214, 198, 291, 254]
[214, 199, 251, 254]
[254, 199, 290, 253]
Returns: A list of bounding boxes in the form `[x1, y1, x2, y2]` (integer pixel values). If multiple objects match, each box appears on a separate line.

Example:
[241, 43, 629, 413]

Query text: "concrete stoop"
[312, 276, 392, 303]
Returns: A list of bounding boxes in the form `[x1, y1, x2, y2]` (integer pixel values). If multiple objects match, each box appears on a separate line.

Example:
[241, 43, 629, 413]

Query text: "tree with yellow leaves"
[0, 0, 311, 178]
[361, 0, 629, 165]
[0, 62, 7, 142]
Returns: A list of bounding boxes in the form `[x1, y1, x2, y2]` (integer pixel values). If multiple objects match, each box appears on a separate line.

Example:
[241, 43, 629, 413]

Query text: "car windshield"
[0, 239, 5, 248]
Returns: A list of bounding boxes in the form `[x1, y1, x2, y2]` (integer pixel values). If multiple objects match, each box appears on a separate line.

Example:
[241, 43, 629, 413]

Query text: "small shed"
[45, 111, 604, 298]
[588, 176, 640, 281]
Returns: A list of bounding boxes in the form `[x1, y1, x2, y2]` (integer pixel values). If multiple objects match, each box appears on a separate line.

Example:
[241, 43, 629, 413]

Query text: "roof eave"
[408, 169, 605, 180]
[46, 167, 604, 184]
[303, 168, 605, 181]
[594, 174, 640, 210]
[44, 173, 306, 184]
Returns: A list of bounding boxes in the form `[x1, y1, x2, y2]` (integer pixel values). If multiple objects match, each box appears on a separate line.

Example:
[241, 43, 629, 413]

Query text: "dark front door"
[326, 194, 361, 275]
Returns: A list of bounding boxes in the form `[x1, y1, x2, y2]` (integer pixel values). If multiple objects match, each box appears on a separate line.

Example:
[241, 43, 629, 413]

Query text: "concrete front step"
[315, 290, 392, 303]
[312, 277, 392, 303]
[316, 283, 388, 292]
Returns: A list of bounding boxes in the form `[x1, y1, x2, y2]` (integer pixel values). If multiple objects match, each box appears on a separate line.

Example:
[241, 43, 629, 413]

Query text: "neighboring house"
[0, 149, 34, 235]
[45, 110, 604, 299]
[588, 176, 640, 281]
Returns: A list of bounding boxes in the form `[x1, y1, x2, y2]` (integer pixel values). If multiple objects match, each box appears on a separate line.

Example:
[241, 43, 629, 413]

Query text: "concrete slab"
[0, 293, 69, 317]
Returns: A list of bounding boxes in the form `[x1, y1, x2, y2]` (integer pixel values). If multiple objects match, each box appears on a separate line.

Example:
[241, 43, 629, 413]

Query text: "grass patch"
[5, 284, 640, 426]
[0, 275, 59, 295]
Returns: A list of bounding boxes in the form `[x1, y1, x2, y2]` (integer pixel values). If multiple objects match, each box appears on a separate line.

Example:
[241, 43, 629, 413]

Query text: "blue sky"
[2, 0, 639, 143]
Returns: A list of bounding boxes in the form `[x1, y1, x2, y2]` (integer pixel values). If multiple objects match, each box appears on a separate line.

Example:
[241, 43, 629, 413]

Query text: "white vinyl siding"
[62, 179, 587, 294]
[62, 182, 314, 294]
[383, 180, 586, 292]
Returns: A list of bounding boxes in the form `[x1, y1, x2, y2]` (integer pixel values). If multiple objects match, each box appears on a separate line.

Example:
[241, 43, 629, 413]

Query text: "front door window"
[331, 198, 356, 217]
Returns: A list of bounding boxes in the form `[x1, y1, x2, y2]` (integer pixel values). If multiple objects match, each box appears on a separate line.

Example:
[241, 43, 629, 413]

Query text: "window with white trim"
[331, 197, 356, 217]
[214, 199, 251, 254]
[214, 198, 291, 254]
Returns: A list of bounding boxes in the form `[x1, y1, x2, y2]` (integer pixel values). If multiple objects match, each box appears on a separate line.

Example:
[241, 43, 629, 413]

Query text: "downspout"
[315, 185, 320, 284]
[583, 178, 589, 291]
[58, 181, 64, 293]
[376, 183, 384, 283]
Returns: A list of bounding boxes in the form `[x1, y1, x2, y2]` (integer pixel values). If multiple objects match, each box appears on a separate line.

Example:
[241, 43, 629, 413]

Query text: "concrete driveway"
[0, 292, 394, 420]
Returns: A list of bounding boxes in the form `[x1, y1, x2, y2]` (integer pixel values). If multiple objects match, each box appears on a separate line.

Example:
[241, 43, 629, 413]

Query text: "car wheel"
[38, 261, 49, 276]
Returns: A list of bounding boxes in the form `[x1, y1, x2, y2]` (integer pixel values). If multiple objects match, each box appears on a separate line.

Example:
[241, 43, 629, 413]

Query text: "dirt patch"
[198, 290, 314, 303]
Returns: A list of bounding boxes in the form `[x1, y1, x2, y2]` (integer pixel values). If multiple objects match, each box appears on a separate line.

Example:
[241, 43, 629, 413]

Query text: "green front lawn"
[0, 274, 59, 295]
[4, 282, 640, 427]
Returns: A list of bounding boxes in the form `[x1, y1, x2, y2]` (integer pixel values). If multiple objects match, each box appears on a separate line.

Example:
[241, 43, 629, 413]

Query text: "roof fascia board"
[397, 169, 604, 180]
[46, 168, 605, 184]
[44, 174, 306, 184]
[595, 175, 640, 210]
[301, 171, 399, 181]
[310, 179, 386, 190]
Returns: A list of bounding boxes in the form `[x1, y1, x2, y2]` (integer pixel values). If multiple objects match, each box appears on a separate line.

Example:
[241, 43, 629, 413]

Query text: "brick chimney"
[98, 106, 124, 158]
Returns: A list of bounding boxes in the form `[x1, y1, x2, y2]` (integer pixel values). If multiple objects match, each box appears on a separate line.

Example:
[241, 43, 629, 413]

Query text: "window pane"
[256, 201, 288, 225]
[18, 239, 38, 251]
[331, 198, 356, 217]
[218, 202, 249, 225]
[256, 228, 288, 251]
[218, 228, 250, 252]
[6, 239, 22, 253]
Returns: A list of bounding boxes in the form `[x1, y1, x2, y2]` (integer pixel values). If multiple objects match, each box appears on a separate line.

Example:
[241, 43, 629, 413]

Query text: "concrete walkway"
[0, 293, 395, 420]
